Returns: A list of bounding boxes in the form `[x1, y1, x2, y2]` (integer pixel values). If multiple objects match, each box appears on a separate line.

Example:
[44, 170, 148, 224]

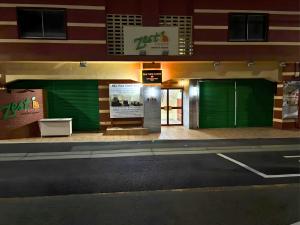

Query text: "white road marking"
[290, 222, 300, 225]
[217, 153, 267, 178]
[217, 153, 300, 179]
[284, 155, 300, 158]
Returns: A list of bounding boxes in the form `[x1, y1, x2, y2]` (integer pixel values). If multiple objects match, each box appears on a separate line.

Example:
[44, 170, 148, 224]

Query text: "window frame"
[17, 7, 67, 40]
[228, 13, 268, 42]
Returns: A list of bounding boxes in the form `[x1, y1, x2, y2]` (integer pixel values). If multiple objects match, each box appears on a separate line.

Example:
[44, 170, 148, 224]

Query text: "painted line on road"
[290, 222, 300, 225]
[284, 155, 300, 158]
[217, 153, 266, 178]
[217, 153, 300, 178]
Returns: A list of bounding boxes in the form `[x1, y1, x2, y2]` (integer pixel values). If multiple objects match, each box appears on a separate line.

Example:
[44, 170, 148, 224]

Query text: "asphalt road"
[0, 141, 299, 225]
[0, 147, 299, 197]
[0, 184, 299, 225]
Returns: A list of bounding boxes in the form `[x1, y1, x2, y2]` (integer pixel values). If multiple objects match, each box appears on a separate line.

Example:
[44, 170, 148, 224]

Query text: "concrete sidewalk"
[0, 143, 299, 162]
[0, 127, 299, 144]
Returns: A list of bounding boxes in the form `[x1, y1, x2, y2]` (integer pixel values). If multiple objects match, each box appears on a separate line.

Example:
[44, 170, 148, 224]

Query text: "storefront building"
[0, 0, 299, 138]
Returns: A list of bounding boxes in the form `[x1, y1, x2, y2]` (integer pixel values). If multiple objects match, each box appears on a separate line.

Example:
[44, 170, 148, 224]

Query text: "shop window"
[17, 8, 66, 39]
[229, 14, 268, 41]
[107, 14, 142, 55]
[159, 16, 193, 55]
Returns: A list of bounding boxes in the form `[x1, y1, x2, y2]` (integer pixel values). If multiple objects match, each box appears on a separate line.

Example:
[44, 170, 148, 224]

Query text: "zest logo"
[134, 31, 169, 50]
[0, 97, 40, 121]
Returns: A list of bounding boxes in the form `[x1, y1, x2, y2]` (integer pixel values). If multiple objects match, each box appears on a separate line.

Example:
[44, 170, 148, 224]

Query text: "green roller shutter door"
[47, 81, 99, 131]
[199, 80, 235, 128]
[8, 80, 99, 131]
[236, 79, 275, 127]
[199, 79, 275, 128]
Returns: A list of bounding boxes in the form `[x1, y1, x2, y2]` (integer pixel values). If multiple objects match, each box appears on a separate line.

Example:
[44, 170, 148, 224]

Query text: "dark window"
[17, 8, 66, 39]
[229, 14, 267, 41]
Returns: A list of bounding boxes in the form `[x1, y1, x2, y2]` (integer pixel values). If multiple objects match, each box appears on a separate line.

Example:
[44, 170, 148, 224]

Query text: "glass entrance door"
[161, 88, 183, 125]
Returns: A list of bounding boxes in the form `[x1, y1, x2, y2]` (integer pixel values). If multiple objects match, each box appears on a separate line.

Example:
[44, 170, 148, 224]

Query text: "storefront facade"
[0, 0, 299, 138]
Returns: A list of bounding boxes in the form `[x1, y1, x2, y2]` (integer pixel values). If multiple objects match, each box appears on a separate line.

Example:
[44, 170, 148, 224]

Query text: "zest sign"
[0, 97, 40, 121]
[123, 26, 179, 55]
[134, 31, 169, 50]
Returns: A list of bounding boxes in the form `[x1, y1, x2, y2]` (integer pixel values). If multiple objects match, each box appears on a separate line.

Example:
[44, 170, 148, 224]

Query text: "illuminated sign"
[142, 70, 162, 84]
[124, 26, 179, 55]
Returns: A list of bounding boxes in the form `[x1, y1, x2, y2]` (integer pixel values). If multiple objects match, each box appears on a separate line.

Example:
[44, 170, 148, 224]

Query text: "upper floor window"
[228, 14, 268, 41]
[17, 8, 66, 39]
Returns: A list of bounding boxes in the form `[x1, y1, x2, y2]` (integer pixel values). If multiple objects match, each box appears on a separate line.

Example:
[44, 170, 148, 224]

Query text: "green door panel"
[199, 80, 235, 128]
[236, 79, 275, 127]
[199, 79, 275, 128]
[8, 80, 99, 131]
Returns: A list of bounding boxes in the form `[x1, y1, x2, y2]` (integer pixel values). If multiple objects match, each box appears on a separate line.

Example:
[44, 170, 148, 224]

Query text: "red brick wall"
[0, 89, 44, 139]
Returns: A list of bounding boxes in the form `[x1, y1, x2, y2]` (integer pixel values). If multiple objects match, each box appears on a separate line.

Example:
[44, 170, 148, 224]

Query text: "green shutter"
[236, 79, 275, 127]
[8, 80, 99, 131]
[199, 79, 275, 128]
[199, 80, 235, 128]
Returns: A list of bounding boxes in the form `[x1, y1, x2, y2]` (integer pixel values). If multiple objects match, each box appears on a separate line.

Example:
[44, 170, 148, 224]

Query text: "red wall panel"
[67, 27, 106, 40]
[269, 30, 300, 42]
[106, 0, 141, 14]
[0, 43, 106, 61]
[141, 0, 159, 26]
[0, 26, 18, 39]
[194, 29, 228, 41]
[0, 8, 16, 21]
[193, 14, 228, 26]
[67, 9, 106, 23]
[0, 0, 105, 6]
[269, 15, 300, 27]
[193, 0, 300, 11]
[159, 0, 193, 15]
[193, 45, 300, 61]
[0, 89, 44, 139]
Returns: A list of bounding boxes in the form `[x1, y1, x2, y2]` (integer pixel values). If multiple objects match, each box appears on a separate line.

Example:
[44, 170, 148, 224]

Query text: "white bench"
[39, 118, 72, 137]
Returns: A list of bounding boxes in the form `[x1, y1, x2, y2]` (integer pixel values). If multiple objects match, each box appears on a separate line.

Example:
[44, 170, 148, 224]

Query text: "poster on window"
[109, 84, 144, 118]
[282, 81, 300, 119]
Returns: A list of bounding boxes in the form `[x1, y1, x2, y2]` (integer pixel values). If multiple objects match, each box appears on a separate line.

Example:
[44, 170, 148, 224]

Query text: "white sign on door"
[123, 26, 179, 55]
